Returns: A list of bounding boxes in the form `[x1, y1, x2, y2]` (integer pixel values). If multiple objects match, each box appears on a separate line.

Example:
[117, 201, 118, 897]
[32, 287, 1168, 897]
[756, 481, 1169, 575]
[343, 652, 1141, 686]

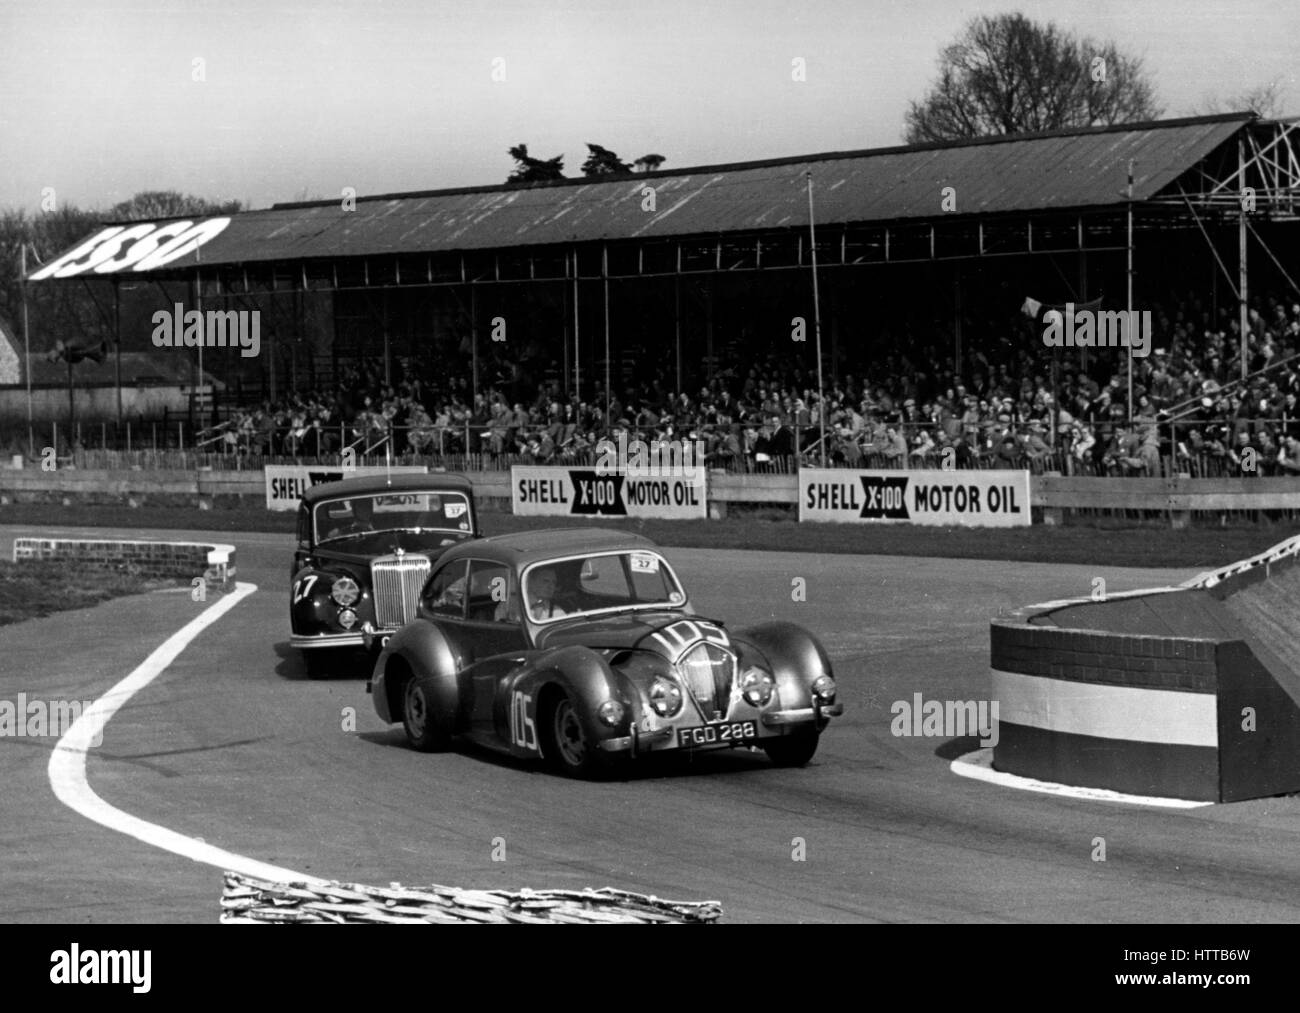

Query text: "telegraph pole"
[1126, 159, 1135, 424]
[20, 243, 33, 456]
[806, 171, 827, 466]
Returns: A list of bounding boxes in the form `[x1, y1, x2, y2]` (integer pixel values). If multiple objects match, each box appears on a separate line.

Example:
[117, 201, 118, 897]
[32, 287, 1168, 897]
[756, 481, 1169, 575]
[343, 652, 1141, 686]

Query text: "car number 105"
[509, 691, 538, 751]
[678, 721, 757, 747]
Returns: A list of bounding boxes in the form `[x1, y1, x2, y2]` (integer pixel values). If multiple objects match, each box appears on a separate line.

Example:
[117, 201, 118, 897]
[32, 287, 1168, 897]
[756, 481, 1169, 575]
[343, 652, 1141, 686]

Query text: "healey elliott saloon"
[290, 473, 480, 677]
[367, 528, 843, 776]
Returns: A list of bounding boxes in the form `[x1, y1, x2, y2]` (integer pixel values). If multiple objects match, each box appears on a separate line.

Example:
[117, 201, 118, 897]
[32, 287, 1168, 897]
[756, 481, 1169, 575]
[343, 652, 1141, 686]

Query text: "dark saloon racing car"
[368, 529, 842, 776]
[291, 473, 479, 677]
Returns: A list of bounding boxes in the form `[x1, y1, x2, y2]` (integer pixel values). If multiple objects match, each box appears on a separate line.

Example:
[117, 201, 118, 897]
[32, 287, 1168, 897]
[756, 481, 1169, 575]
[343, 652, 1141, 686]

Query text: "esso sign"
[29, 218, 232, 279]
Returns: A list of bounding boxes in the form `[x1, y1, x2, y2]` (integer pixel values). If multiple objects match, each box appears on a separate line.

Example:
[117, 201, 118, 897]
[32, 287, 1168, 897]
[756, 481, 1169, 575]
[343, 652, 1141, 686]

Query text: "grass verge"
[1, 500, 1294, 568]
[0, 559, 186, 627]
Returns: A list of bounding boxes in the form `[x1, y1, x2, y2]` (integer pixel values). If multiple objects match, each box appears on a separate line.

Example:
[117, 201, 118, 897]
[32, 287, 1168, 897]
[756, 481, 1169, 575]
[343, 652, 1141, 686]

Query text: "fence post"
[1041, 471, 1064, 525]
[1170, 471, 1192, 530]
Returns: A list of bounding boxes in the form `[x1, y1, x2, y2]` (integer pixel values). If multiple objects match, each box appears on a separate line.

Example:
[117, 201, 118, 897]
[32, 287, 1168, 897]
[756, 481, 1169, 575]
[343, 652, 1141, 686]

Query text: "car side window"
[296, 505, 311, 549]
[424, 559, 468, 619]
[466, 560, 513, 623]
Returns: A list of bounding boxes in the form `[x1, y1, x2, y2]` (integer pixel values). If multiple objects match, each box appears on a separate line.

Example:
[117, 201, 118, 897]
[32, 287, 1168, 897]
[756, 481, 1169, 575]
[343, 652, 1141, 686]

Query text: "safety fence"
[7, 417, 1298, 480]
[220, 872, 722, 924]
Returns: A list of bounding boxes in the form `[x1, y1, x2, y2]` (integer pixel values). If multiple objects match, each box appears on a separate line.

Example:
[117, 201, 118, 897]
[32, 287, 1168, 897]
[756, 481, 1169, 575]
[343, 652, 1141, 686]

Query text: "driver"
[527, 567, 571, 620]
[327, 497, 376, 538]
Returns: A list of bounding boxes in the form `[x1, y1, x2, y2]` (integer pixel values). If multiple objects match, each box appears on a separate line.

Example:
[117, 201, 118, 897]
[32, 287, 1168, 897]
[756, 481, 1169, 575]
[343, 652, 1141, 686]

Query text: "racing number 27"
[509, 691, 537, 751]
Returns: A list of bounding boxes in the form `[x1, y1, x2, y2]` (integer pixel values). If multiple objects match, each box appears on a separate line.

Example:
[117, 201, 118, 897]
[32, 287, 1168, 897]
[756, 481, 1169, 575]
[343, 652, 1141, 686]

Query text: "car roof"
[439, 527, 659, 566]
[301, 472, 475, 504]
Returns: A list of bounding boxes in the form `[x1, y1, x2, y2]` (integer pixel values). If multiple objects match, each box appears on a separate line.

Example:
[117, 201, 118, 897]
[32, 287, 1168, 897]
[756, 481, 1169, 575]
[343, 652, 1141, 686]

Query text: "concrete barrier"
[3, 467, 1298, 520]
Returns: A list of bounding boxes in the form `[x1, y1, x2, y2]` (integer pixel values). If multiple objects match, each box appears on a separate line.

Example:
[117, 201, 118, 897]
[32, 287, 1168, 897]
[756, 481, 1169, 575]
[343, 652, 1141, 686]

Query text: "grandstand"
[9, 111, 1300, 484]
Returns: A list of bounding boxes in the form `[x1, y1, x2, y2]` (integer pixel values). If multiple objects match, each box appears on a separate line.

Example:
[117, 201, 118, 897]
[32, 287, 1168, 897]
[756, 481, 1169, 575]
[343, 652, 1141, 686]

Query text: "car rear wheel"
[763, 731, 820, 767]
[402, 675, 450, 752]
[544, 694, 602, 778]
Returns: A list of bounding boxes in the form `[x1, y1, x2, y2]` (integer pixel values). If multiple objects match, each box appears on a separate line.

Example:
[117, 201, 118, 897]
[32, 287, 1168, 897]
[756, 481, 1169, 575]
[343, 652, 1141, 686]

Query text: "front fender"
[372, 620, 465, 728]
[290, 565, 376, 637]
[522, 645, 630, 746]
[734, 620, 834, 713]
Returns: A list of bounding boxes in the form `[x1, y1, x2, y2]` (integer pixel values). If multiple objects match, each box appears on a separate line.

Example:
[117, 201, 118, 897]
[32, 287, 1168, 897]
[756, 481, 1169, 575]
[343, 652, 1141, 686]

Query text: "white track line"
[950, 748, 1212, 809]
[48, 581, 328, 885]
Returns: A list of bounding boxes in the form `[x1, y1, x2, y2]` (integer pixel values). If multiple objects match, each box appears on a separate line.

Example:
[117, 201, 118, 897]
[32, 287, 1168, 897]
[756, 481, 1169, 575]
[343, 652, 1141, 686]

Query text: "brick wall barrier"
[13, 537, 236, 592]
[990, 533, 1300, 802]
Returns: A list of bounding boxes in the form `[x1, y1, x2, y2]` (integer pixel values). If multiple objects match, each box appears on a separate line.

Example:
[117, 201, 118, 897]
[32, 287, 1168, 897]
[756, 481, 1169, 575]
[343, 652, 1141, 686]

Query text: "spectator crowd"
[210, 286, 1300, 478]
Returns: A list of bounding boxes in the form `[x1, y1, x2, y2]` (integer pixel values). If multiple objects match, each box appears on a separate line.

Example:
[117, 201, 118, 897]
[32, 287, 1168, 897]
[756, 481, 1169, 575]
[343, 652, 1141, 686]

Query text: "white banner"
[512, 466, 706, 520]
[799, 468, 1030, 527]
[264, 464, 428, 511]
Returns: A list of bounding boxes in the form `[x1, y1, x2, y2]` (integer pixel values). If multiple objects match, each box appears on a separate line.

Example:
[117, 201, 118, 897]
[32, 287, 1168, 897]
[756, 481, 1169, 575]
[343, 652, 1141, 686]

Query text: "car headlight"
[330, 576, 360, 607]
[337, 608, 358, 630]
[740, 666, 775, 707]
[811, 675, 836, 702]
[649, 677, 683, 717]
[597, 699, 625, 727]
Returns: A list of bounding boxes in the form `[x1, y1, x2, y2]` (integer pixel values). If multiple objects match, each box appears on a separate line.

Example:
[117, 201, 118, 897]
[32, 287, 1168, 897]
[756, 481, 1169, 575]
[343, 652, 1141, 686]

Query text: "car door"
[458, 559, 530, 747]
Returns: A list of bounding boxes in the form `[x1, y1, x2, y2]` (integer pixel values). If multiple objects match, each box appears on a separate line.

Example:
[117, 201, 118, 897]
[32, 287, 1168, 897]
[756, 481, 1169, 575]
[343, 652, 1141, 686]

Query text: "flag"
[1021, 296, 1103, 327]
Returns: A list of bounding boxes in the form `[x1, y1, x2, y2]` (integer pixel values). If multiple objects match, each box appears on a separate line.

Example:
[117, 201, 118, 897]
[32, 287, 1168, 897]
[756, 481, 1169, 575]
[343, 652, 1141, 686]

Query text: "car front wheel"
[763, 731, 820, 767]
[402, 675, 451, 752]
[544, 694, 602, 778]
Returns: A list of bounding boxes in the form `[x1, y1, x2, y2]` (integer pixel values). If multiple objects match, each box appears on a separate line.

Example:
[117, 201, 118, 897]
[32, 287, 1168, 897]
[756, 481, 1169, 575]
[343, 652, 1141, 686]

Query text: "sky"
[0, 0, 1296, 213]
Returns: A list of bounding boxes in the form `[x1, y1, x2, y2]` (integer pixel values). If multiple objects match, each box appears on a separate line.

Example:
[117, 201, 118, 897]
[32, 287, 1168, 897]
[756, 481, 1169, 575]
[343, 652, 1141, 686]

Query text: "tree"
[580, 143, 631, 177]
[634, 153, 666, 173]
[903, 13, 1162, 144]
[506, 144, 565, 184]
[1194, 79, 1287, 118]
[109, 190, 242, 221]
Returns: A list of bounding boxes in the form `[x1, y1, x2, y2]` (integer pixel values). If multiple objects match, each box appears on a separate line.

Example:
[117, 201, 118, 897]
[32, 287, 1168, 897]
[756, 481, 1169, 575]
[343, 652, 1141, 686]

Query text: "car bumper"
[598, 700, 844, 755]
[292, 632, 370, 649]
[761, 701, 844, 725]
[293, 623, 402, 651]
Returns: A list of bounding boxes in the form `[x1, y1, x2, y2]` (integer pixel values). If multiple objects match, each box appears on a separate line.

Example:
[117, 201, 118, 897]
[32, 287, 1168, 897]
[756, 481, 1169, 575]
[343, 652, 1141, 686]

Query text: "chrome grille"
[370, 554, 431, 628]
[677, 642, 736, 720]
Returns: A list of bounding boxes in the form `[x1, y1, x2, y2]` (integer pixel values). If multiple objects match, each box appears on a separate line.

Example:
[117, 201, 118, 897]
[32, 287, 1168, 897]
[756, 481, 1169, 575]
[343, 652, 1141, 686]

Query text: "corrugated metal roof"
[29, 114, 1251, 280]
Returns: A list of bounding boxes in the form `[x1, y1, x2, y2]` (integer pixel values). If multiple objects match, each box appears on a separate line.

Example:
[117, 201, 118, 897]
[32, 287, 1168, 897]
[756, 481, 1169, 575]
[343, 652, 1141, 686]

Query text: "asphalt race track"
[4, 525, 1300, 923]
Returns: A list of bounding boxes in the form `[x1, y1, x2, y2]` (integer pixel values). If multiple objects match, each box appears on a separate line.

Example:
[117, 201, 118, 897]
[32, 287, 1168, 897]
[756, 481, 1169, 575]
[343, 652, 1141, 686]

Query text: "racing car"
[367, 528, 842, 776]
[290, 473, 479, 677]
